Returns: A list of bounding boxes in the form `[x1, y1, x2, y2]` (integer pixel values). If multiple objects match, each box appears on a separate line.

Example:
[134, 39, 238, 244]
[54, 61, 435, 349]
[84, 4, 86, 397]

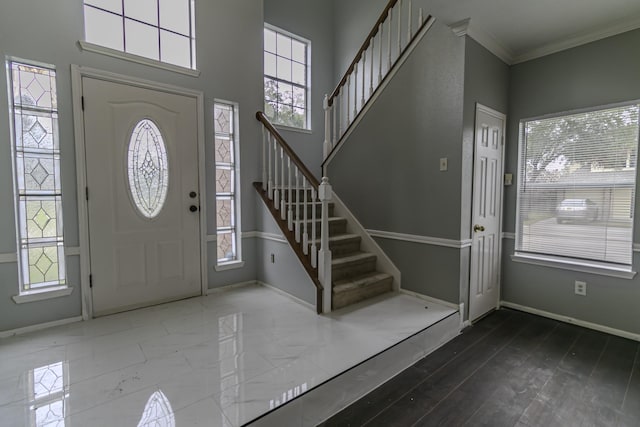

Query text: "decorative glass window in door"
[83, 0, 196, 69]
[8, 59, 67, 293]
[127, 119, 169, 219]
[214, 101, 241, 264]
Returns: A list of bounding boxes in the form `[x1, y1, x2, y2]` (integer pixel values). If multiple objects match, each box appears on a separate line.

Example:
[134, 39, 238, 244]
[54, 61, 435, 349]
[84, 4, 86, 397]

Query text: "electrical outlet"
[270, 253, 275, 263]
[439, 158, 448, 171]
[574, 280, 587, 296]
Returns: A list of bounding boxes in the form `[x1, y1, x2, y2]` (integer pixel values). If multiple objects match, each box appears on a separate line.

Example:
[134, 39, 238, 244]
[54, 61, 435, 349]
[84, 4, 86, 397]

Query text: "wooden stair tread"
[310, 233, 360, 245]
[331, 251, 376, 265]
[333, 272, 393, 294]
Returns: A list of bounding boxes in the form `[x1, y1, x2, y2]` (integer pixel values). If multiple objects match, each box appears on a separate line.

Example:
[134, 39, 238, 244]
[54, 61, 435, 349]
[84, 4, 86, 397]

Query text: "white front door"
[469, 104, 506, 322]
[82, 77, 201, 316]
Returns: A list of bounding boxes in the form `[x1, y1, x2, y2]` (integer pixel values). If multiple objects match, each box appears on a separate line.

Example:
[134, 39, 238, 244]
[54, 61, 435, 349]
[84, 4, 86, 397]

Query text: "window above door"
[81, 0, 198, 76]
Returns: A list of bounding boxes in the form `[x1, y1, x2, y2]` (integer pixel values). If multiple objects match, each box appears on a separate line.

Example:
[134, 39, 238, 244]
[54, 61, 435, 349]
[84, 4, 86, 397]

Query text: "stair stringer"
[330, 192, 401, 291]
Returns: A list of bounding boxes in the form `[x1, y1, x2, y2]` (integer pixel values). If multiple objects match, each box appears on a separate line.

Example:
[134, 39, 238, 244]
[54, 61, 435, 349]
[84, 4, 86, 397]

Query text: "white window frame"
[80, 0, 199, 76]
[512, 101, 639, 279]
[213, 100, 242, 270]
[264, 23, 311, 131]
[6, 58, 72, 300]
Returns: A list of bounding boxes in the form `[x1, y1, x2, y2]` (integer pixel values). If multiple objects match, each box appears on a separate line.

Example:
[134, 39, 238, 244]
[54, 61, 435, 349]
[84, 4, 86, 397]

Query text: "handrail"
[328, 0, 399, 105]
[256, 111, 320, 188]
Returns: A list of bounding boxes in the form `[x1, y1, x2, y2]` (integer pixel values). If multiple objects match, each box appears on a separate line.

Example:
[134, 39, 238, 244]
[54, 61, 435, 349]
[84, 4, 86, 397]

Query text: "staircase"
[254, 164, 393, 313]
[254, 0, 433, 313]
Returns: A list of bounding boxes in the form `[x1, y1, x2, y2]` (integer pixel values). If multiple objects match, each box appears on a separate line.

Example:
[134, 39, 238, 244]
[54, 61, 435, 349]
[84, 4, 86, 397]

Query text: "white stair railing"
[257, 112, 333, 314]
[323, 0, 433, 159]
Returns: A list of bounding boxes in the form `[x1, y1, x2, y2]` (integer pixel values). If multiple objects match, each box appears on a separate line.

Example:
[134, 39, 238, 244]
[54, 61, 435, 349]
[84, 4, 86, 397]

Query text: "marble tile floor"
[0, 284, 457, 427]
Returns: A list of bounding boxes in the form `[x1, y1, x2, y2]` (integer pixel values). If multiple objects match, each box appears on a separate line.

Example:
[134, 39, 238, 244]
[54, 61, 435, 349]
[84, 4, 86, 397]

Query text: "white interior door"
[469, 104, 506, 322]
[82, 77, 201, 316]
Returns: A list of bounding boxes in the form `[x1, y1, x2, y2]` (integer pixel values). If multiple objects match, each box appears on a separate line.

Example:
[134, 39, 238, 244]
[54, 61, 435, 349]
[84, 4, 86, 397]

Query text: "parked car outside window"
[556, 198, 599, 223]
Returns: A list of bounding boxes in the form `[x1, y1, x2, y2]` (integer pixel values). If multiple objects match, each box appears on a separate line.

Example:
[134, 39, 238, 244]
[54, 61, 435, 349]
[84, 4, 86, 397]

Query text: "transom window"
[515, 103, 639, 270]
[214, 101, 241, 265]
[83, 0, 196, 69]
[8, 59, 67, 293]
[264, 25, 310, 130]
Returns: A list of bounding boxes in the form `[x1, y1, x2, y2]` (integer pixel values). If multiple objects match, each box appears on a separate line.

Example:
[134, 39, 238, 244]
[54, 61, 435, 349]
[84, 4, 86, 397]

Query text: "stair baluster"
[287, 157, 293, 229]
[322, 0, 434, 162]
[280, 146, 286, 219]
[302, 176, 309, 255]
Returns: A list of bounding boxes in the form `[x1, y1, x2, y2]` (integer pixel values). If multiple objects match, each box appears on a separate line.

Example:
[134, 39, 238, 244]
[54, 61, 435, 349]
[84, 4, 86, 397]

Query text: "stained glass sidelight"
[9, 60, 67, 293]
[127, 119, 169, 219]
[214, 102, 240, 264]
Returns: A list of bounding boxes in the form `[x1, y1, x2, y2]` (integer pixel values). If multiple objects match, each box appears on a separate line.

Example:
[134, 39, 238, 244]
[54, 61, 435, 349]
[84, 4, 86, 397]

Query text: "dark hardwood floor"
[320, 309, 640, 427]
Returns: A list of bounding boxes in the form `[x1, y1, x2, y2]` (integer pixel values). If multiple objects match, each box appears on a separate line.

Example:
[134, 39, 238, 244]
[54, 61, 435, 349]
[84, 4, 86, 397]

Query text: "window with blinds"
[515, 103, 639, 268]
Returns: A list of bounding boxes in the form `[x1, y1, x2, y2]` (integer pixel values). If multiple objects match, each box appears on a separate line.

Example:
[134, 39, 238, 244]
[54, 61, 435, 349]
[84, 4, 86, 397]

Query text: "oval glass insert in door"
[127, 119, 169, 218]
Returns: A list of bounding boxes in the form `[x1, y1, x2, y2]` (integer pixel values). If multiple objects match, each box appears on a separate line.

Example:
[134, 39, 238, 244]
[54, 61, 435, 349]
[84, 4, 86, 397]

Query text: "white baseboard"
[206, 280, 259, 295]
[400, 289, 459, 310]
[500, 301, 640, 342]
[258, 281, 315, 312]
[0, 316, 83, 339]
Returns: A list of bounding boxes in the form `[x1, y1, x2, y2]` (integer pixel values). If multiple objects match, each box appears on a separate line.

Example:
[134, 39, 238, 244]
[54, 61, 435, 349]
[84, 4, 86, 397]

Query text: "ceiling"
[426, 0, 640, 64]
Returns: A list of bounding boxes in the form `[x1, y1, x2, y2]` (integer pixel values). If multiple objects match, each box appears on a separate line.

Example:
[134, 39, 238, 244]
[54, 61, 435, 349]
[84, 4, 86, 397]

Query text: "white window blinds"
[516, 104, 639, 267]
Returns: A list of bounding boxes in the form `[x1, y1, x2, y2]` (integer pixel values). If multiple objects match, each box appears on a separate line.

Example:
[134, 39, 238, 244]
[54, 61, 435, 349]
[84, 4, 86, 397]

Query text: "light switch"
[439, 158, 448, 171]
[504, 173, 513, 186]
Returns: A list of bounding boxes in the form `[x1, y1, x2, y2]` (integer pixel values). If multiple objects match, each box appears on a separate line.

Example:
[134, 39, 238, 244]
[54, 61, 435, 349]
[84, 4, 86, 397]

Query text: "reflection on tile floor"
[0, 284, 456, 426]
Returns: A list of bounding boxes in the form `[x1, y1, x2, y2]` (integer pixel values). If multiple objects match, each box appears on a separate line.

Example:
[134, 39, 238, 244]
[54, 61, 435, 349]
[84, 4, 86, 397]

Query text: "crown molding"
[512, 16, 640, 64]
[449, 18, 514, 65]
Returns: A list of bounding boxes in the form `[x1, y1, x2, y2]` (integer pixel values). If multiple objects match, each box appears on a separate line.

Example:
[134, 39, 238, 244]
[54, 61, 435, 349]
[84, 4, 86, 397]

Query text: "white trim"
[258, 281, 316, 312]
[71, 65, 207, 320]
[206, 280, 258, 295]
[323, 17, 436, 170]
[0, 246, 80, 263]
[208, 231, 286, 242]
[511, 253, 636, 279]
[78, 41, 201, 77]
[0, 316, 83, 339]
[274, 124, 313, 135]
[0, 253, 17, 263]
[367, 229, 473, 249]
[65, 246, 81, 256]
[449, 18, 514, 65]
[502, 232, 516, 240]
[214, 261, 245, 272]
[500, 301, 640, 342]
[248, 231, 287, 244]
[399, 289, 460, 310]
[511, 16, 640, 64]
[634, 243, 640, 253]
[12, 286, 74, 304]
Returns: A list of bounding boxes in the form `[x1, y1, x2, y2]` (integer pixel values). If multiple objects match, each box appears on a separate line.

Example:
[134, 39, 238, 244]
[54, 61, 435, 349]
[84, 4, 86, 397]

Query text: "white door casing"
[80, 75, 202, 316]
[469, 104, 506, 322]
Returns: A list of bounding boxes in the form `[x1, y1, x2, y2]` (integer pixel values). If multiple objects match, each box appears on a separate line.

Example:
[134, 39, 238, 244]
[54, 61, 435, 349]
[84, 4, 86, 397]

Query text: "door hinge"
[81, 96, 85, 111]
[85, 187, 89, 201]
[89, 274, 93, 288]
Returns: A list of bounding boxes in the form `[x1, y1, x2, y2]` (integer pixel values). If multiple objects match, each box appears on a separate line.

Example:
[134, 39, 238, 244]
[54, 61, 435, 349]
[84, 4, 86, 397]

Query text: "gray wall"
[263, 0, 334, 177]
[460, 36, 509, 318]
[0, 0, 263, 331]
[326, 21, 466, 303]
[255, 197, 317, 305]
[503, 29, 640, 335]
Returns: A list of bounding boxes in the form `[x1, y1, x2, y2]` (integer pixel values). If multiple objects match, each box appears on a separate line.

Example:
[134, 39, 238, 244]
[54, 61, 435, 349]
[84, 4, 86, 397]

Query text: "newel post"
[318, 177, 333, 313]
[323, 95, 332, 160]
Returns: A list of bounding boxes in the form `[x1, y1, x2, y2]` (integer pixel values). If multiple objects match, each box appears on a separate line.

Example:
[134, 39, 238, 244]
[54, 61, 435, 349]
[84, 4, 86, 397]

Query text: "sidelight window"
[8, 59, 67, 294]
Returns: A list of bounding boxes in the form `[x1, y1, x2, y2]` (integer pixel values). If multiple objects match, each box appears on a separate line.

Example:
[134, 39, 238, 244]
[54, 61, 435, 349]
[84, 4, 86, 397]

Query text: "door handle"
[473, 224, 485, 233]
[189, 205, 199, 212]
